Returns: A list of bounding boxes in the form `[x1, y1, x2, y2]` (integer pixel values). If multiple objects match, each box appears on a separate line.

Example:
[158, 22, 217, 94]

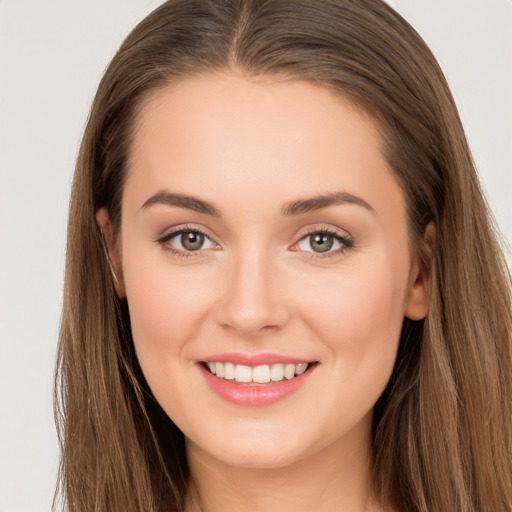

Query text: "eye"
[158, 229, 217, 253]
[296, 229, 353, 255]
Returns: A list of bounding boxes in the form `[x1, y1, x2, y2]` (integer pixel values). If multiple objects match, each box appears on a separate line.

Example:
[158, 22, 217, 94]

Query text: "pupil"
[311, 234, 333, 253]
[181, 232, 204, 251]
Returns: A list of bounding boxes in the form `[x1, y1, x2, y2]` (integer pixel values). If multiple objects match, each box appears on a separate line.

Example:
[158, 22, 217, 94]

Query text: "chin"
[185, 421, 314, 470]
[197, 443, 306, 470]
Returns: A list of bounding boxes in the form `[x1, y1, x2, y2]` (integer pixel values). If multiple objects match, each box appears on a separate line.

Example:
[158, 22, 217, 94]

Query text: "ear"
[96, 208, 126, 297]
[404, 222, 435, 321]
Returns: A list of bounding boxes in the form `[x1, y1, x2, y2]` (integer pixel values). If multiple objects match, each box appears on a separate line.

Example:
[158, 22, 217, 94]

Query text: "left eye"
[297, 232, 348, 253]
[164, 230, 216, 252]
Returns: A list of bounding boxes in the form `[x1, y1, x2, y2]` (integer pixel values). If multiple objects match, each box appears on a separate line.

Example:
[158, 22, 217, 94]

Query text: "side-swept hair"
[55, 1, 512, 510]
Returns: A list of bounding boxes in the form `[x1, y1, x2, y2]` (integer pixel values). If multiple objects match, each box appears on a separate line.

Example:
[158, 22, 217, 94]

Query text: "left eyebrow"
[281, 191, 375, 216]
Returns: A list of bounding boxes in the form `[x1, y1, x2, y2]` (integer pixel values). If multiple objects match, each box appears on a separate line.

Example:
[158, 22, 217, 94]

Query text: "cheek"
[296, 253, 409, 394]
[122, 254, 216, 380]
[287, 257, 409, 441]
[302, 261, 406, 341]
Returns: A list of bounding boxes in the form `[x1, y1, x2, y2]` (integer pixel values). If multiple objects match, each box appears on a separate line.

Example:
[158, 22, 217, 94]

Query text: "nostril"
[215, 295, 291, 336]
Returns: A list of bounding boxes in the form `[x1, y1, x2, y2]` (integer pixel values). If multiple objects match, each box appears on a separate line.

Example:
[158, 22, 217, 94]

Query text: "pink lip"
[197, 359, 316, 407]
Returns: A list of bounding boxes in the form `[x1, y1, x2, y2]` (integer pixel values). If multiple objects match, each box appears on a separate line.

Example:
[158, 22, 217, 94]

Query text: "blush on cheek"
[306, 269, 404, 335]
[299, 269, 404, 400]
[125, 262, 217, 363]
[128, 283, 188, 349]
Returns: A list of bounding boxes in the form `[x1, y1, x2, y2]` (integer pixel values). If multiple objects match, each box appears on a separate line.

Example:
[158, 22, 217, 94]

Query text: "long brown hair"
[55, 1, 512, 510]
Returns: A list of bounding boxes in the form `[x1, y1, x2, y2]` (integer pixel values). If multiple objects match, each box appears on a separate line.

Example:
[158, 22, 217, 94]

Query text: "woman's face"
[109, 73, 428, 469]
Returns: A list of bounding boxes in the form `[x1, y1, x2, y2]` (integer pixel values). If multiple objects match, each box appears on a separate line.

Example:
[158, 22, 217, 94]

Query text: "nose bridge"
[215, 242, 288, 336]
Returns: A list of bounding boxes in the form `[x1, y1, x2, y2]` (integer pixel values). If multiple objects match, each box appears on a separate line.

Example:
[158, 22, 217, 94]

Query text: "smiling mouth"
[202, 361, 316, 384]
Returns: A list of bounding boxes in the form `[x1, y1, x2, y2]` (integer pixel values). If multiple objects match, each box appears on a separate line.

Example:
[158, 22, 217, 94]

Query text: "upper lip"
[199, 352, 314, 366]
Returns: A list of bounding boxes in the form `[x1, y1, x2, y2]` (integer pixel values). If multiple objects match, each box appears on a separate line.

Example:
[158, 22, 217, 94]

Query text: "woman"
[54, 1, 512, 511]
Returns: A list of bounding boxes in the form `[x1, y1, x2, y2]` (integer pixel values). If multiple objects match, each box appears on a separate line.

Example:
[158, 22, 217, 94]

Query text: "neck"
[184, 415, 386, 512]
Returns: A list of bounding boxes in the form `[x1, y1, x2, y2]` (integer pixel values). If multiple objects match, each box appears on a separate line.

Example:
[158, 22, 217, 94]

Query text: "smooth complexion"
[97, 72, 429, 512]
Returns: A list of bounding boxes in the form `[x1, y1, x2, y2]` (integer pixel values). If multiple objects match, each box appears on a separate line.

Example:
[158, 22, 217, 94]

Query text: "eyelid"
[155, 223, 353, 258]
[157, 223, 205, 241]
[155, 224, 220, 254]
[290, 224, 354, 256]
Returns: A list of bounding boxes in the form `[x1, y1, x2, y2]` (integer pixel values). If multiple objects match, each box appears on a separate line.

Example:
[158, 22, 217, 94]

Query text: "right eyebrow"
[140, 191, 221, 216]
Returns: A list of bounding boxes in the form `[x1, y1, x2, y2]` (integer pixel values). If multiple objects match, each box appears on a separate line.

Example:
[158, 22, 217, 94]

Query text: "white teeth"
[224, 362, 235, 380]
[215, 362, 225, 378]
[270, 364, 284, 382]
[284, 364, 295, 380]
[234, 364, 252, 383]
[295, 363, 308, 375]
[205, 362, 310, 383]
[253, 365, 271, 384]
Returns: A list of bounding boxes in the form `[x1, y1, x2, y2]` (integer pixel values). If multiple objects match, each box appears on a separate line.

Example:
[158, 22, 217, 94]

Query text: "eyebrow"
[140, 190, 374, 217]
[141, 191, 220, 216]
[281, 191, 375, 216]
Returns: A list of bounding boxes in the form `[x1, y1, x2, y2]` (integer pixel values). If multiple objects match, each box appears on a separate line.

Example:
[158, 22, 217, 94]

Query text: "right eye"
[158, 229, 217, 253]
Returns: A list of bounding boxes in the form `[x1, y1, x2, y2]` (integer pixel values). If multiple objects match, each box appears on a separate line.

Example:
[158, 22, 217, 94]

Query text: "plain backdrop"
[0, 1, 510, 510]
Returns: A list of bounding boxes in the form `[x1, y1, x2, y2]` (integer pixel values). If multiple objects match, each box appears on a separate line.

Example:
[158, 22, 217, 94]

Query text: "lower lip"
[199, 364, 315, 406]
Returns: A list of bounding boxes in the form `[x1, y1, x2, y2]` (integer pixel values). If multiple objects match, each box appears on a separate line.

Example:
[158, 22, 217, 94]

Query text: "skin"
[97, 72, 429, 512]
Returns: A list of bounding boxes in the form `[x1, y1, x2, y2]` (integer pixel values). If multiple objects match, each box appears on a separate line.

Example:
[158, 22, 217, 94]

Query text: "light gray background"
[1, 1, 510, 510]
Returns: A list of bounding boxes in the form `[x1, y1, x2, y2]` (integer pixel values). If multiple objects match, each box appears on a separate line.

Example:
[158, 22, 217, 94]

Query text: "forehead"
[124, 72, 405, 224]
[128, 72, 382, 170]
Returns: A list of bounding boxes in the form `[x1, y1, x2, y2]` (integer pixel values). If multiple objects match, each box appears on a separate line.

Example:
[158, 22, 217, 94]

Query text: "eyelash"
[293, 226, 354, 259]
[156, 225, 354, 259]
[156, 225, 216, 259]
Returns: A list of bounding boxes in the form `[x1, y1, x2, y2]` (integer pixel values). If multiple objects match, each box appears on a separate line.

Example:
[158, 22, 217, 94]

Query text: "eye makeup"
[155, 222, 354, 260]
[292, 226, 354, 259]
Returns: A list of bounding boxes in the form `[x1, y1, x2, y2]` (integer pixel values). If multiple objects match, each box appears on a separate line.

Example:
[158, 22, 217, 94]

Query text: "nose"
[214, 248, 290, 337]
